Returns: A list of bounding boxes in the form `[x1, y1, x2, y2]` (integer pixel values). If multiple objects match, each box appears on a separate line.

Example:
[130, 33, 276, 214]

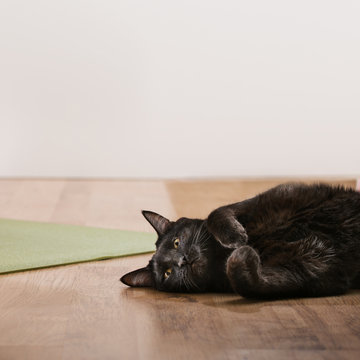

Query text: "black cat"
[121, 183, 360, 298]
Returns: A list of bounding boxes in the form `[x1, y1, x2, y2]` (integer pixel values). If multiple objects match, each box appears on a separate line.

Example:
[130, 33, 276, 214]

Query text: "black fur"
[121, 183, 360, 299]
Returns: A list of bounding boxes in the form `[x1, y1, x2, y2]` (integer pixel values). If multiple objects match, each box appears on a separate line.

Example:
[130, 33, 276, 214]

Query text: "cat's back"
[257, 182, 358, 211]
[245, 182, 360, 238]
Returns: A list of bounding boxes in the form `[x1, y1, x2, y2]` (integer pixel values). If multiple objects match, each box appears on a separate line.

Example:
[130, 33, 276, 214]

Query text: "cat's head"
[120, 211, 216, 292]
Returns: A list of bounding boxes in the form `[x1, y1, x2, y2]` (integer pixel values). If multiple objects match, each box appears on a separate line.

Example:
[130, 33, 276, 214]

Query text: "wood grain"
[0, 178, 359, 360]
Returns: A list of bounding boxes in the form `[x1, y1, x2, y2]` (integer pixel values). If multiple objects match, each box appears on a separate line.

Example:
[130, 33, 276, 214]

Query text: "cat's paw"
[206, 210, 248, 249]
[214, 227, 248, 249]
[226, 246, 261, 294]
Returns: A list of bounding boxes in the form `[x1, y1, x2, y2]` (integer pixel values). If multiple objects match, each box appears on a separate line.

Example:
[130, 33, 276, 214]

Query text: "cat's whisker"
[179, 275, 186, 291]
[191, 222, 204, 247]
[183, 275, 191, 291]
[188, 275, 200, 291]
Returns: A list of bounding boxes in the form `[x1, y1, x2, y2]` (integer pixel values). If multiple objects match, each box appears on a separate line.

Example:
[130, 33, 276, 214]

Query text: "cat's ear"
[120, 267, 154, 287]
[142, 210, 172, 236]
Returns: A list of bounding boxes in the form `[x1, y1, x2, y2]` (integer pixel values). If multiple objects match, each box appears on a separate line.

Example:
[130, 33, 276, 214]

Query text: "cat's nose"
[177, 256, 187, 267]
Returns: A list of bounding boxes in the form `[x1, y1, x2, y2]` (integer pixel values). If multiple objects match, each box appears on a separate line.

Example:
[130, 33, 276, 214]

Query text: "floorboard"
[0, 178, 359, 360]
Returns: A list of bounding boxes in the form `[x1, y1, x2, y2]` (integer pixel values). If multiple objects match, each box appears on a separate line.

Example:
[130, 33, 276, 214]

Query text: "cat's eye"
[164, 268, 172, 279]
[173, 238, 180, 249]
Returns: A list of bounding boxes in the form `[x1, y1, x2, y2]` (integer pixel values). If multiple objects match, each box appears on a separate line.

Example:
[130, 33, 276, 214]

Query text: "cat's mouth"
[190, 261, 198, 272]
[187, 254, 199, 268]
[189, 256, 207, 276]
[186, 243, 209, 277]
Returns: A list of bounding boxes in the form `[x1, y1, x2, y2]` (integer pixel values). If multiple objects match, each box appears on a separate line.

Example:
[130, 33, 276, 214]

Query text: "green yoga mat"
[0, 218, 156, 274]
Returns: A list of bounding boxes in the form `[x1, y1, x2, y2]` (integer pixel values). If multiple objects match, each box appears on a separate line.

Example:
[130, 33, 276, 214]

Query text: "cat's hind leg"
[226, 246, 307, 298]
[226, 240, 350, 299]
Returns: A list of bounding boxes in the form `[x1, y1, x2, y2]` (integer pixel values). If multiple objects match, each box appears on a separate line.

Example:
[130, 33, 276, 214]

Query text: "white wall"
[1, 0, 359, 178]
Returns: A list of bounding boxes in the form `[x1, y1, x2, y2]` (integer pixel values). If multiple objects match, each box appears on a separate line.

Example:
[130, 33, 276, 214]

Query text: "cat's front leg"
[206, 205, 248, 249]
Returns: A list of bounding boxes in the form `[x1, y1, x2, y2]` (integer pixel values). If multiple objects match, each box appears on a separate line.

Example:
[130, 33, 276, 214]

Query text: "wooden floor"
[0, 178, 359, 360]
